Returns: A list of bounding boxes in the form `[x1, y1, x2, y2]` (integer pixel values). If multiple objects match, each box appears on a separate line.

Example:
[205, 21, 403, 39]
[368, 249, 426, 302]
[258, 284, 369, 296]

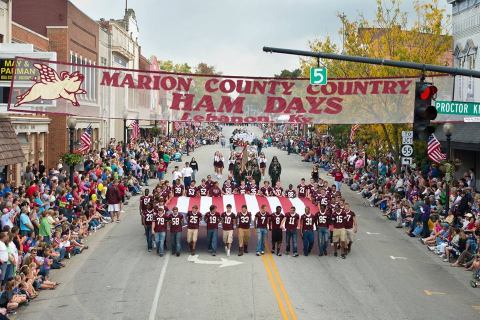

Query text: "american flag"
[76, 124, 92, 153]
[349, 124, 360, 143]
[130, 119, 140, 141]
[427, 134, 446, 164]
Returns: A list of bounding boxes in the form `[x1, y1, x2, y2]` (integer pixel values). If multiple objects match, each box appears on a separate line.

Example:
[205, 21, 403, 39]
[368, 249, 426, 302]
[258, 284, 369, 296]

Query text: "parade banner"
[8, 57, 453, 124]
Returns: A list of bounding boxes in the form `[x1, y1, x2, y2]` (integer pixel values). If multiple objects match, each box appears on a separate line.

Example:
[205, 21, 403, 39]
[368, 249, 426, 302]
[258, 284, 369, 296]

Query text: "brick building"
[12, 0, 102, 169]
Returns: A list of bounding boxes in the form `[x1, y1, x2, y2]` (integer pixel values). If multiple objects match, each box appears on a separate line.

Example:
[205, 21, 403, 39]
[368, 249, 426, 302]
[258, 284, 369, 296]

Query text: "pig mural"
[15, 63, 87, 107]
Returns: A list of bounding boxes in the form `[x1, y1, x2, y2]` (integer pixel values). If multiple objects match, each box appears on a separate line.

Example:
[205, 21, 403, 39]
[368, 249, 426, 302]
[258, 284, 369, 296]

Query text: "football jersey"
[316, 209, 330, 228]
[160, 189, 170, 200]
[237, 212, 252, 229]
[260, 187, 274, 197]
[297, 184, 308, 198]
[270, 213, 285, 230]
[198, 185, 209, 196]
[186, 186, 197, 197]
[273, 187, 283, 197]
[255, 212, 270, 229]
[173, 185, 184, 197]
[140, 195, 152, 211]
[205, 212, 221, 229]
[205, 180, 214, 190]
[221, 212, 236, 231]
[317, 196, 330, 207]
[249, 184, 258, 195]
[285, 213, 300, 230]
[143, 209, 155, 226]
[153, 213, 168, 232]
[237, 185, 248, 195]
[301, 214, 316, 231]
[331, 210, 346, 229]
[222, 184, 234, 195]
[344, 210, 356, 229]
[285, 189, 296, 198]
[186, 211, 202, 229]
[209, 187, 222, 197]
[169, 213, 184, 232]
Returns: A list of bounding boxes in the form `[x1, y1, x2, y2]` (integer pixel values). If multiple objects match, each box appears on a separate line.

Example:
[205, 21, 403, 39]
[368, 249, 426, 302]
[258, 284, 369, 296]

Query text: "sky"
[70, 0, 451, 77]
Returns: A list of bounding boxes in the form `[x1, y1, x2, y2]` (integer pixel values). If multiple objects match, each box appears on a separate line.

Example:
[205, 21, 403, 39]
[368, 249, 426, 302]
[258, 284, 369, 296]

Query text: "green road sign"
[435, 100, 480, 116]
[309, 67, 327, 85]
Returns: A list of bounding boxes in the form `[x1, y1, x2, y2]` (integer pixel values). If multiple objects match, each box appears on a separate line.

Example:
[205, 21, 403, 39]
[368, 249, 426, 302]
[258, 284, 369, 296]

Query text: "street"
[16, 126, 480, 320]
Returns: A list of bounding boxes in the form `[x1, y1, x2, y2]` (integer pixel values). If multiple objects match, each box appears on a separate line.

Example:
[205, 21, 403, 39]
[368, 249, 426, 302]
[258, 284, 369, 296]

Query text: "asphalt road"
[17, 125, 480, 320]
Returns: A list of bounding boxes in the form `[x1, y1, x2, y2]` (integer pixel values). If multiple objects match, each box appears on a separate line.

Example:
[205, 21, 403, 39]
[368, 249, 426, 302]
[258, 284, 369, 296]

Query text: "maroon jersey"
[186, 211, 202, 229]
[285, 189, 296, 198]
[237, 212, 252, 229]
[209, 187, 222, 197]
[317, 196, 330, 207]
[160, 189, 170, 200]
[140, 195, 152, 211]
[153, 213, 168, 232]
[169, 213, 184, 232]
[297, 184, 308, 198]
[273, 187, 283, 197]
[331, 209, 346, 229]
[344, 210, 356, 229]
[285, 213, 300, 230]
[255, 212, 270, 229]
[249, 184, 258, 195]
[236, 185, 248, 195]
[270, 213, 285, 230]
[205, 180, 214, 190]
[260, 187, 274, 197]
[316, 209, 330, 228]
[143, 208, 155, 226]
[186, 186, 197, 197]
[204, 212, 221, 229]
[173, 185, 184, 197]
[221, 211, 236, 230]
[198, 185, 209, 196]
[222, 184, 234, 195]
[301, 213, 316, 231]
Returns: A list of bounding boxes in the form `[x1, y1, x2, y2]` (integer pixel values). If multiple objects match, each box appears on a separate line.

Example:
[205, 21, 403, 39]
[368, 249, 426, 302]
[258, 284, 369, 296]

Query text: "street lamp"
[67, 117, 77, 187]
[443, 123, 454, 216]
[123, 111, 128, 153]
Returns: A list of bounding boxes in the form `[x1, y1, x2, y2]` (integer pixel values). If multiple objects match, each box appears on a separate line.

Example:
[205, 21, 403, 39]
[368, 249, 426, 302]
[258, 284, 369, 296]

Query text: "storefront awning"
[0, 117, 26, 166]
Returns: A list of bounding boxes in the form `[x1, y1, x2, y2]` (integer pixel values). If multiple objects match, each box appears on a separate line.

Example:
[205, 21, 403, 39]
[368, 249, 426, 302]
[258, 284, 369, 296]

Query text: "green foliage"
[274, 69, 302, 79]
[61, 153, 83, 166]
[158, 60, 192, 73]
[195, 63, 219, 75]
[328, 125, 351, 148]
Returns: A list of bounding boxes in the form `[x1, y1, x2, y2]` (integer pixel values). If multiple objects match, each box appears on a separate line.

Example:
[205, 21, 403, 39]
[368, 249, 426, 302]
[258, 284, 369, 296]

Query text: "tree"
[274, 68, 302, 79]
[300, 0, 451, 167]
[158, 60, 192, 73]
[194, 62, 219, 75]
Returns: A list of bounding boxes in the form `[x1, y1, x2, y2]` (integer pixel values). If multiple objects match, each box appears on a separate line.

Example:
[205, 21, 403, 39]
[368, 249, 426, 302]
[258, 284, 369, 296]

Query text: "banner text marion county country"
[99, 70, 413, 124]
[12, 58, 454, 124]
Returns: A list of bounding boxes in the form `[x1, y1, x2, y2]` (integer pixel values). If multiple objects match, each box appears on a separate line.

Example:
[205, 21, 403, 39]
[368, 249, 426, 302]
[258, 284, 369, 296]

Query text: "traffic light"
[413, 81, 437, 140]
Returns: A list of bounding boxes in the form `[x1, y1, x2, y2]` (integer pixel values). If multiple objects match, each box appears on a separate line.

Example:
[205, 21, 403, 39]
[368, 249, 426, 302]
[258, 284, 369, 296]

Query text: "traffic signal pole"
[263, 46, 480, 78]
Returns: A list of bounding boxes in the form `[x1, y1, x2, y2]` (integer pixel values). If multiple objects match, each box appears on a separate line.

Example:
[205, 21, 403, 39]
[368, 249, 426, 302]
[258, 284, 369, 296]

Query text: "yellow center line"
[265, 244, 298, 320]
[261, 253, 289, 320]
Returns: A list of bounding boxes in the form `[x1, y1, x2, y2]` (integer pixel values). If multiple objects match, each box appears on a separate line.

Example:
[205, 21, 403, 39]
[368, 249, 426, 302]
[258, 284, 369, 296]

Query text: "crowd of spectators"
[0, 124, 218, 317]
[277, 127, 480, 281]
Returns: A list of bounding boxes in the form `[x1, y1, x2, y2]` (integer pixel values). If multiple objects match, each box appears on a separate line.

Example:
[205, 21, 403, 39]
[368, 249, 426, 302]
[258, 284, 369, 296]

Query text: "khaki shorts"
[223, 230, 233, 244]
[346, 229, 355, 243]
[187, 229, 198, 243]
[332, 228, 346, 243]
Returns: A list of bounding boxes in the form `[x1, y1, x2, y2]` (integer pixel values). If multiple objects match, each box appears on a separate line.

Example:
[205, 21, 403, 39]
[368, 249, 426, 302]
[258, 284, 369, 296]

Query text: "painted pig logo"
[15, 63, 86, 107]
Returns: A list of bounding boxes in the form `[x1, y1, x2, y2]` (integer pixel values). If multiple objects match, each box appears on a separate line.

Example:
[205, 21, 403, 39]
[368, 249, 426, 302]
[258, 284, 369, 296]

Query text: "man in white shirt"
[172, 166, 183, 186]
[181, 162, 194, 188]
[0, 233, 9, 286]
